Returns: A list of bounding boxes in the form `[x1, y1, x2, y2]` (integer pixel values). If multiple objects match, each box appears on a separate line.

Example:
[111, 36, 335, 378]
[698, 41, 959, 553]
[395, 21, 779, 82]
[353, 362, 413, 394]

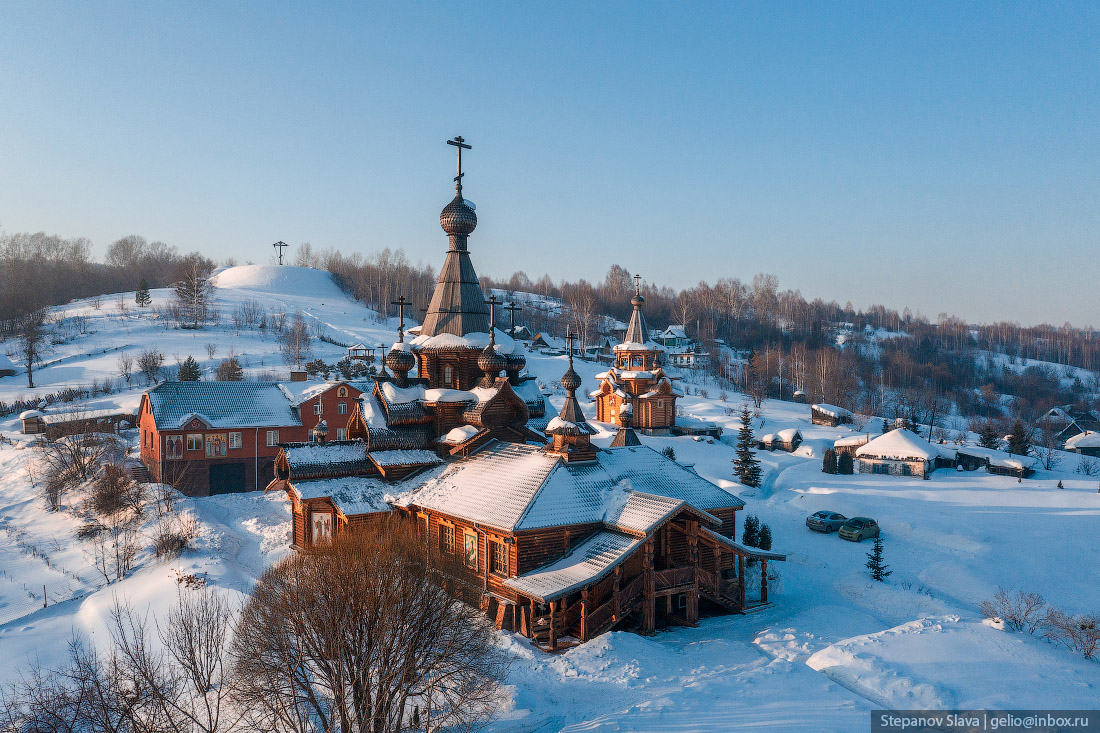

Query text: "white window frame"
[186, 433, 202, 451]
[338, 401, 347, 415]
[314, 402, 323, 415]
[336, 427, 346, 441]
[228, 431, 242, 449]
[266, 430, 280, 447]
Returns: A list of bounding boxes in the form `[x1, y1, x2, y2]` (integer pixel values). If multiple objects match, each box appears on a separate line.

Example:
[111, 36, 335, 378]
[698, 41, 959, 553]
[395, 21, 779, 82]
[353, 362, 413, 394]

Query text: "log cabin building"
[590, 279, 682, 433]
[264, 140, 784, 650]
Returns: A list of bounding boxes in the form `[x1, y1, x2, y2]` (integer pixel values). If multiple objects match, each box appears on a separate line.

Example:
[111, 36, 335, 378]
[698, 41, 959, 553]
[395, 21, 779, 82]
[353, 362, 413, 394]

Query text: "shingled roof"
[146, 382, 300, 429]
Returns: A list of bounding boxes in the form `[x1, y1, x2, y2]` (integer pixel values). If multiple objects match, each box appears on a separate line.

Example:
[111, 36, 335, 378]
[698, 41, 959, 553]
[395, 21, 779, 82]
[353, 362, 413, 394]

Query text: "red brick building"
[138, 379, 367, 495]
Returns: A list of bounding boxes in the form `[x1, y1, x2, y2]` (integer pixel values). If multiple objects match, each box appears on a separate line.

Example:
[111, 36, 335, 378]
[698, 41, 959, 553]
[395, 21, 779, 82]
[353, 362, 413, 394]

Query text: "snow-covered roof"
[502, 530, 642, 602]
[283, 441, 370, 477]
[369, 449, 443, 468]
[441, 425, 481, 444]
[1066, 431, 1100, 449]
[277, 380, 354, 407]
[147, 382, 300, 429]
[19, 409, 43, 419]
[855, 429, 937, 461]
[397, 442, 743, 534]
[381, 382, 426, 404]
[292, 476, 394, 516]
[812, 404, 853, 419]
[776, 428, 802, 443]
[0, 353, 17, 371]
[834, 434, 871, 448]
[956, 445, 1039, 469]
[411, 329, 515, 355]
[661, 325, 688, 339]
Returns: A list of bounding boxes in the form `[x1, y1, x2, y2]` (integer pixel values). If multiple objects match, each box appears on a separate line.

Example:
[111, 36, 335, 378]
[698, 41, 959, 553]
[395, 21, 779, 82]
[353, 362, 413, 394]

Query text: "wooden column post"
[613, 567, 621, 622]
[549, 600, 558, 650]
[761, 559, 769, 604]
[580, 588, 589, 642]
[642, 539, 655, 635]
[738, 552, 746, 610]
[687, 520, 699, 624]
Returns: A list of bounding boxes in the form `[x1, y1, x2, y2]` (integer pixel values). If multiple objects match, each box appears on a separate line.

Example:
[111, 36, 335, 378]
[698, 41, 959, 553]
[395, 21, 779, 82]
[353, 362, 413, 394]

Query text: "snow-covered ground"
[1, 268, 1099, 730]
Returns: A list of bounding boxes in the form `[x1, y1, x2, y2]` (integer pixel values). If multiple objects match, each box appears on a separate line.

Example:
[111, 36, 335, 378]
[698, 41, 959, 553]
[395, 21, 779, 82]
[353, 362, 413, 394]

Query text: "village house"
[658, 325, 690, 349]
[833, 433, 871, 458]
[590, 279, 682, 433]
[265, 139, 785, 650]
[667, 345, 711, 370]
[138, 379, 368, 495]
[943, 444, 1038, 478]
[1065, 431, 1100, 457]
[759, 427, 802, 452]
[20, 407, 136, 438]
[811, 403, 854, 427]
[854, 428, 938, 477]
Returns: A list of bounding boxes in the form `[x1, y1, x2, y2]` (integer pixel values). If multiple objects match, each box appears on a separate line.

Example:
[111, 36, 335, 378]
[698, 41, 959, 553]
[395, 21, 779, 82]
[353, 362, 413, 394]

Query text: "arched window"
[444, 365, 453, 385]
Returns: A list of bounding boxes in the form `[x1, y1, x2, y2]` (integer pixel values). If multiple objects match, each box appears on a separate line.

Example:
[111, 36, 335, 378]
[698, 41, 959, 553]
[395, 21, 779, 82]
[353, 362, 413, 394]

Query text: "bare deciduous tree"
[15, 307, 50, 388]
[138, 348, 165, 385]
[278, 311, 313, 369]
[117, 351, 134, 385]
[232, 522, 509, 732]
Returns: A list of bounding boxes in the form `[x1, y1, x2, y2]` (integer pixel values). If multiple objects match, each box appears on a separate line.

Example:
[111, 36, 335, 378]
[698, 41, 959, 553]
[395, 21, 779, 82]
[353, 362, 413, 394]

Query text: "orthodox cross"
[484, 294, 500, 344]
[447, 136, 472, 193]
[391, 295, 411, 342]
[273, 241, 288, 266]
[565, 331, 578, 365]
[504, 300, 521, 335]
[633, 274, 642, 296]
[377, 342, 389, 377]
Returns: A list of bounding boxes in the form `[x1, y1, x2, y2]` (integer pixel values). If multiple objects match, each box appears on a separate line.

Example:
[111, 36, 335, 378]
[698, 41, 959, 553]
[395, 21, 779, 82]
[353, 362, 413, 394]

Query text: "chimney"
[289, 370, 307, 382]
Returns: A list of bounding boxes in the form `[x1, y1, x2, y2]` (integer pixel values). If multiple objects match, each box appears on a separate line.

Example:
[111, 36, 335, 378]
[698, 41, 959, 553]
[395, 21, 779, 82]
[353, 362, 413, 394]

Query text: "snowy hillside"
[0, 273, 1099, 729]
[0, 265, 401, 428]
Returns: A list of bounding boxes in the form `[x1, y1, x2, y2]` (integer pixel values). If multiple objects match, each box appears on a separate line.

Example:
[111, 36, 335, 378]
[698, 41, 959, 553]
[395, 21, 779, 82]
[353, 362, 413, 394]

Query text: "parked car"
[838, 517, 880, 542]
[806, 510, 847, 533]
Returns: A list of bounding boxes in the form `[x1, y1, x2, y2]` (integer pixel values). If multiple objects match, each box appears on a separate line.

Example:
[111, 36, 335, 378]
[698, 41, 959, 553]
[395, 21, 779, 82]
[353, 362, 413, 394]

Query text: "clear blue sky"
[1, 2, 1097, 327]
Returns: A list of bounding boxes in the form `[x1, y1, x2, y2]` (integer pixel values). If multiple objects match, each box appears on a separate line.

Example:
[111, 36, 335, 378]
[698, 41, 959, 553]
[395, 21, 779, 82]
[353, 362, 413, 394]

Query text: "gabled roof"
[398, 441, 743, 533]
[146, 381, 300, 429]
[282, 441, 371, 479]
[855, 429, 937, 461]
[1067, 431, 1100, 449]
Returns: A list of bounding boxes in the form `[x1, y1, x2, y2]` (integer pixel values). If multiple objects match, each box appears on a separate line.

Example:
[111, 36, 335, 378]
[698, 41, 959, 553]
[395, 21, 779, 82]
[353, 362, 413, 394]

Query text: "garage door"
[208, 463, 246, 495]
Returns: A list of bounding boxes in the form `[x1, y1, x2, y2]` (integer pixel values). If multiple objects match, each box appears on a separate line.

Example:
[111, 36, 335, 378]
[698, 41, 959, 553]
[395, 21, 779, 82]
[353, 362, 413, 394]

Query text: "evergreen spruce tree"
[135, 279, 151, 308]
[837, 451, 854, 475]
[866, 537, 891, 582]
[881, 417, 890, 434]
[758, 523, 772, 551]
[177, 355, 201, 381]
[822, 447, 837, 474]
[742, 514, 760, 548]
[661, 446, 676, 461]
[1007, 419, 1031, 456]
[978, 420, 1000, 449]
[733, 405, 762, 487]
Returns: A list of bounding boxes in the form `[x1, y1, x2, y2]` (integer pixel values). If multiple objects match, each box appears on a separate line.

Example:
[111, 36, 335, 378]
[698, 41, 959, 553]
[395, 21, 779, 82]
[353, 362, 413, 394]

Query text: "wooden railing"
[621, 574, 644, 607]
[653, 566, 694, 592]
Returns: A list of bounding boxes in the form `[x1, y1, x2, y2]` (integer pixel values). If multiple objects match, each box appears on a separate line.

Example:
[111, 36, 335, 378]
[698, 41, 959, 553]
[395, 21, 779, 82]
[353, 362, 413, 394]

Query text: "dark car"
[806, 510, 847, 533]
[838, 517, 880, 542]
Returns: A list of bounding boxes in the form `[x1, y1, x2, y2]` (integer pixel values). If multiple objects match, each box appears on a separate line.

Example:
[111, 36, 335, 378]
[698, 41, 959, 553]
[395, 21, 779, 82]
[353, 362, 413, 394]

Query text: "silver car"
[806, 510, 847, 533]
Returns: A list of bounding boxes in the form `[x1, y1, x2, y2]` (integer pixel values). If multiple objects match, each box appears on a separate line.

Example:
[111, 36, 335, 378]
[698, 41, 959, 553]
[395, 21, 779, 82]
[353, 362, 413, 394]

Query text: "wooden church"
[590, 278, 683, 432]
[266, 138, 784, 650]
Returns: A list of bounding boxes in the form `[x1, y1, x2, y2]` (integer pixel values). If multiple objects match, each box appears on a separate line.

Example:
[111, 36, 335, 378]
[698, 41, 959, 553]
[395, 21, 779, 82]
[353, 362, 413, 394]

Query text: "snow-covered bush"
[1043, 609, 1100, 659]
[980, 588, 1046, 634]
